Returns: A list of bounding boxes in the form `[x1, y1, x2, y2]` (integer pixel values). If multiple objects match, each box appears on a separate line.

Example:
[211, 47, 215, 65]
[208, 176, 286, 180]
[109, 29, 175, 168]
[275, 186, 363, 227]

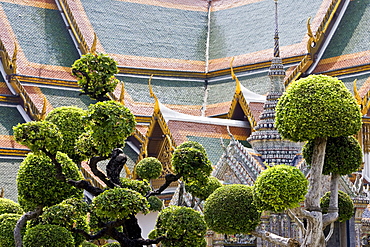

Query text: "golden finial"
[90, 33, 97, 54]
[148, 74, 160, 113]
[307, 17, 314, 39]
[353, 79, 362, 105]
[11, 43, 18, 73]
[39, 96, 48, 120]
[230, 57, 241, 94]
[119, 81, 125, 104]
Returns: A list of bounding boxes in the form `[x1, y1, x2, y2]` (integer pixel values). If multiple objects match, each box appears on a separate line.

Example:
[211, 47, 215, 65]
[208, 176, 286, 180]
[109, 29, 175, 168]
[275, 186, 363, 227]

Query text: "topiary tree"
[147, 196, 163, 212]
[275, 74, 362, 246]
[0, 213, 23, 246]
[135, 157, 163, 181]
[254, 164, 308, 212]
[185, 176, 222, 201]
[204, 184, 261, 235]
[149, 206, 207, 247]
[0, 198, 23, 215]
[23, 224, 75, 247]
[45, 106, 87, 164]
[321, 190, 354, 223]
[72, 53, 119, 101]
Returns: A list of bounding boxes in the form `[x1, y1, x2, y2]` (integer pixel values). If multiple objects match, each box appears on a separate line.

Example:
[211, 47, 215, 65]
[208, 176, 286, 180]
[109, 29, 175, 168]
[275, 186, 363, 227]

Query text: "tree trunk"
[303, 136, 327, 247]
[14, 206, 43, 247]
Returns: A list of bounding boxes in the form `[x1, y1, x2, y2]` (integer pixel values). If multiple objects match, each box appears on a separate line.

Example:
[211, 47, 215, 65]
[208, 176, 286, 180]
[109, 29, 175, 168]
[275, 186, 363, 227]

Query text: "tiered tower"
[247, 0, 303, 166]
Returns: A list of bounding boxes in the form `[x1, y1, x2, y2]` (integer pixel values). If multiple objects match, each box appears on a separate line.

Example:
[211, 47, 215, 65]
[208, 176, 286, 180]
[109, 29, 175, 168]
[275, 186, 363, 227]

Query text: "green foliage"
[254, 165, 308, 212]
[23, 224, 75, 247]
[186, 176, 222, 200]
[320, 190, 354, 222]
[176, 141, 206, 152]
[204, 184, 261, 234]
[77, 101, 136, 157]
[17, 152, 83, 211]
[72, 53, 119, 100]
[148, 196, 163, 212]
[46, 106, 87, 163]
[303, 135, 362, 175]
[172, 145, 212, 185]
[0, 198, 23, 215]
[135, 157, 163, 180]
[0, 213, 22, 247]
[41, 198, 89, 246]
[151, 206, 207, 247]
[119, 178, 151, 196]
[13, 120, 63, 155]
[275, 75, 362, 142]
[81, 241, 98, 247]
[102, 243, 120, 247]
[92, 188, 149, 220]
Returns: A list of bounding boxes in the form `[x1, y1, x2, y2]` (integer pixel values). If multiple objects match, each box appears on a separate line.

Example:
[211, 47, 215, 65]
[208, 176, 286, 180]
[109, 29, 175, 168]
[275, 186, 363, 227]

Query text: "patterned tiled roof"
[0, 158, 22, 202]
[313, 0, 370, 74]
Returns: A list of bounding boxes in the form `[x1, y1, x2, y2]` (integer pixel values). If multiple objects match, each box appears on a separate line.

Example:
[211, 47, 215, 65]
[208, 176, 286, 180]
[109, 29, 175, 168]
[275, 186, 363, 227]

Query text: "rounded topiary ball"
[276, 74, 362, 142]
[151, 206, 207, 247]
[303, 135, 362, 175]
[204, 184, 261, 234]
[135, 157, 163, 180]
[119, 178, 151, 196]
[92, 188, 149, 220]
[186, 176, 222, 200]
[320, 190, 354, 222]
[13, 120, 63, 155]
[176, 141, 207, 153]
[0, 213, 23, 247]
[0, 198, 23, 215]
[17, 152, 83, 211]
[102, 242, 121, 247]
[46, 106, 87, 163]
[148, 196, 163, 212]
[172, 146, 212, 185]
[41, 198, 89, 246]
[23, 224, 75, 247]
[254, 164, 308, 212]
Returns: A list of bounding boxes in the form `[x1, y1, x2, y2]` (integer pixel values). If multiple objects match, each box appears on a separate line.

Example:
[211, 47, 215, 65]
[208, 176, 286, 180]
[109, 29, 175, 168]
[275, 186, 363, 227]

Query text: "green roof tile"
[80, 0, 207, 61]
[209, 0, 322, 59]
[1, 2, 80, 67]
[40, 87, 96, 110]
[322, 0, 370, 59]
[118, 76, 205, 105]
[0, 158, 22, 202]
[0, 73, 5, 83]
[0, 106, 25, 135]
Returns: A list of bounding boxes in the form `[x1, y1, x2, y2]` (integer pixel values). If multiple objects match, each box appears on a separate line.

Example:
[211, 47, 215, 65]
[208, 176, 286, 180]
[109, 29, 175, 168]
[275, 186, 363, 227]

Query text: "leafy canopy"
[135, 157, 163, 180]
[254, 164, 308, 212]
[72, 53, 119, 100]
[204, 184, 261, 234]
[275, 74, 362, 142]
[320, 190, 354, 222]
[303, 135, 362, 175]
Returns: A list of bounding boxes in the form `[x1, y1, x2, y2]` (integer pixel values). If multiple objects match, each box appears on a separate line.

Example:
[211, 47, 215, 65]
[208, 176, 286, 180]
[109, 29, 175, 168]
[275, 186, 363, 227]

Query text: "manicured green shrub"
[13, 120, 63, 155]
[119, 178, 151, 196]
[151, 206, 207, 247]
[0, 213, 22, 247]
[17, 152, 83, 211]
[77, 101, 136, 157]
[176, 141, 206, 153]
[41, 198, 89, 246]
[92, 188, 149, 220]
[72, 53, 119, 100]
[23, 224, 75, 247]
[172, 146, 212, 186]
[254, 165, 308, 212]
[320, 190, 354, 222]
[148, 196, 163, 212]
[102, 242, 120, 247]
[46, 106, 87, 163]
[135, 157, 163, 180]
[276, 74, 362, 142]
[186, 176, 222, 200]
[204, 184, 260, 234]
[303, 135, 362, 175]
[0, 198, 23, 215]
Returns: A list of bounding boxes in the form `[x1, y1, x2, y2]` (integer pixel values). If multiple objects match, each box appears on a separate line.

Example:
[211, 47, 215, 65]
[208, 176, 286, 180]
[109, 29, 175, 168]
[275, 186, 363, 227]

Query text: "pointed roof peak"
[273, 0, 280, 58]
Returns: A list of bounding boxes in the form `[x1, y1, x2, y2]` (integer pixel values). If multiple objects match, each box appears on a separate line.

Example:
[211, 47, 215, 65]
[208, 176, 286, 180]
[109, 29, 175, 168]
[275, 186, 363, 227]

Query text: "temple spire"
[268, 0, 285, 93]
